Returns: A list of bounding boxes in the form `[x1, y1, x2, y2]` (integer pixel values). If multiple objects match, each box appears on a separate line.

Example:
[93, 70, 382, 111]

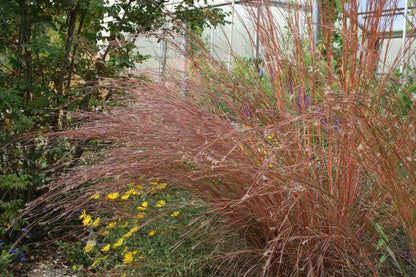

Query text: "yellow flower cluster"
[136, 201, 148, 211]
[156, 199, 166, 208]
[106, 221, 117, 229]
[135, 212, 145, 222]
[106, 192, 120, 200]
[170, 210, 180, 217]
[101, 244, 111, 252]
[113, 237, 124, 248]
[91, 192, 100, 199]
[122, 250, 137, 264]
[121, 188, 140, 200]
[84, 243, 94, 253]
[77, 181, 181, 274]
[124, 225, 140, 238]
[79, 211, 100, 227]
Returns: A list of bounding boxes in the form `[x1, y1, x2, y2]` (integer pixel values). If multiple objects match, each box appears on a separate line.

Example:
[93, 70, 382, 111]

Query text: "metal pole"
[181, 24, 187, 95]
[312, 0, 320, 45]
[255, 0, 263, 70]
[159, 28, 167, 80]
[227, 0, 235, 70]
[210, 27, 215, 55]
[400, 0, 409, 79]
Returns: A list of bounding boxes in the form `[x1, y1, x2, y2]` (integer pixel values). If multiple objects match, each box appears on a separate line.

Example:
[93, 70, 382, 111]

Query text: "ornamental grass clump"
[25, 0, 416, 275]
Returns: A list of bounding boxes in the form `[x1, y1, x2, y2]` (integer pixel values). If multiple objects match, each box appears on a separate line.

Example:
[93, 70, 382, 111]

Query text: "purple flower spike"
[243, 107, 251, 119]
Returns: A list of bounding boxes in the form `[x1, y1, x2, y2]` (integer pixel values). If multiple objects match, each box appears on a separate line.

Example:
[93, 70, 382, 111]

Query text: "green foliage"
[57, 241, 93, 269]
[374, 223, 407, 275]
[0, 175, 31, 234]
[0, 239, 28, 274]
[0, 250, 14, 274]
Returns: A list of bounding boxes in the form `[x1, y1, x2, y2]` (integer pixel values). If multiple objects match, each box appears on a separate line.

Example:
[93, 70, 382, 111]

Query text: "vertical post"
[255, 0, 263, 71]
[159, 28, 167, 80]
[312, 0, 320, 45]
[210, 26, 215, 55]
[181, 24, 187, 95]
[400, 0, 409, 80]
[227, 0, 236, 71]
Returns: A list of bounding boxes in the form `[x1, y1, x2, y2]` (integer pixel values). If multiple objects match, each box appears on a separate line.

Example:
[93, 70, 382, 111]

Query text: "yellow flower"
[137, 202, 148, 211]
[121, 193, 130, 200]
[120, 221, 129, 228]
[170, 210, 180, 217]
[123, 251, 137, 264]
[98, 230, 109, 236]
[106, 221, 117, 229]
[105, 192, 119, 200]
[135, 212, 145, 222]
[113, 237, 124, 248]
[123, 232, 132, 238]
[101, 244, 110, 252]
[72, 265, 77, 270]
[82, 215, 92, 226]
[79, 210, 87, 219]
[92, 217, 101, 227]
[120, 274, 127, 277]
[90, 259, 100, 268]
[84, 243, 94, 253]
[127, 188, 140, 196]
[148, 230, 156, 236]
[129, 226, 140, 233]
[157, 183, 167, 190]
[91, 192, 100, 199]
[156, 200, 166, 208]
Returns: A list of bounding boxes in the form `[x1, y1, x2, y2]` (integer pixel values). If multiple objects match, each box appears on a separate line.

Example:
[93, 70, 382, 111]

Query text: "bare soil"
[6, 244, 77, 277]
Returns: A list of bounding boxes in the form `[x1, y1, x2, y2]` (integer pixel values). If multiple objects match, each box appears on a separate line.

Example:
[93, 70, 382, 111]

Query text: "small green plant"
[375, 223, 407, 276]
[0, 174, 31, 235]
[0, 237, 29, 275]
[57, 241, 93, 270]
[0, 250, 14, 274]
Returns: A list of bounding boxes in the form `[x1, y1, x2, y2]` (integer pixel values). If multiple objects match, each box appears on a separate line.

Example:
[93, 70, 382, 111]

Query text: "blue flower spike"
[22, 228, 32, 237]
[18, 250, 25, 262]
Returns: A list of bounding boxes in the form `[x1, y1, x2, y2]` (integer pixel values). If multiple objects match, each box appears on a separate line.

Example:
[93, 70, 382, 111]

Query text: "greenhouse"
[135, 0, 416, 78]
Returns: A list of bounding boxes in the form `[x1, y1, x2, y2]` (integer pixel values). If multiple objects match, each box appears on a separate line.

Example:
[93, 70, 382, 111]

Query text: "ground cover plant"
[18, 0, 416, 276]
[58, 181, 214, 276]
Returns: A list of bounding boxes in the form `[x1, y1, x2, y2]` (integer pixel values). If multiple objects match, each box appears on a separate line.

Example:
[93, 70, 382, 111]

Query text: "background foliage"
[0, 0, 227, 264]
